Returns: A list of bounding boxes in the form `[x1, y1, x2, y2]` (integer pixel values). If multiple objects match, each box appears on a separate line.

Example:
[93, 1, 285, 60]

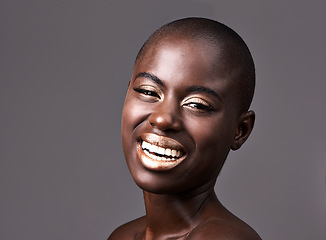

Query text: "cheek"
[187, 116, 235, 156]
[121, 100, 141, 175]
[121, 100, 149, 134]
[121, 97, 138, 149]
[121, 96, 152, 154]
[121, 96, 145, 131]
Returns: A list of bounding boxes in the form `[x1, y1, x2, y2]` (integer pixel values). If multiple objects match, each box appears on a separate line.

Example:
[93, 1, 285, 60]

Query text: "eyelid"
[133, 84, 163, 98]
[182, 97, 211, 106]
[181, 96, 216, 113]
[137, 85, 157, 91]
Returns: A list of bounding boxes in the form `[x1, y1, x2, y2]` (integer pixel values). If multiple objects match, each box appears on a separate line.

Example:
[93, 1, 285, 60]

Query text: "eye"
[133, 86, 161, 99]
[182, 97, 214, 112]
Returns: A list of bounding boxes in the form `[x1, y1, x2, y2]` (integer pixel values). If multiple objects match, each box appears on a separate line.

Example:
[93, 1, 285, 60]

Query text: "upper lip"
[139, 133, 186, 153]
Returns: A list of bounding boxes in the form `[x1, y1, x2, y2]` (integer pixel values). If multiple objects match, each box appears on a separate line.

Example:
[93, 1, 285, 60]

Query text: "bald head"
[135, 17, 255, 113]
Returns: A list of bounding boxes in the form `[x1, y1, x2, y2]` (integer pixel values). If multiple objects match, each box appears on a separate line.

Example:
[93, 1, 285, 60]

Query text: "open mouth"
[141, 140, 184, 161]
[137, 133, 186, 171]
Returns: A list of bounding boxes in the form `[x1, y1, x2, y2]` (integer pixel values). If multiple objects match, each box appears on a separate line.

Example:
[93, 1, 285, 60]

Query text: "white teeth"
[165, 148, 171, 156]
[141, 140, 183, 159]
[157, 147, 165, 155]
[150, 144, 158, 153]
[144, 149, 177, 162]
[177, 150, 181, 157]
[171, 149, 177, 157]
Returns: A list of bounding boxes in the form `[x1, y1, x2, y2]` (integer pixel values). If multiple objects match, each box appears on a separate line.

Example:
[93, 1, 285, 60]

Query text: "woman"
[109, 17, 261, 240]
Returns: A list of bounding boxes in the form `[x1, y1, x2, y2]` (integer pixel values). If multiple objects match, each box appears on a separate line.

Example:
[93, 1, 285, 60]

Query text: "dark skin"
[109, 35, 261, 240]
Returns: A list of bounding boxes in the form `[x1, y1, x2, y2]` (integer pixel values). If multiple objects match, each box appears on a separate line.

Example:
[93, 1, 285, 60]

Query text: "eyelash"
[183, 102, 213, 112]
[133, 87, 161, 99]
[133, 87, 214, 112]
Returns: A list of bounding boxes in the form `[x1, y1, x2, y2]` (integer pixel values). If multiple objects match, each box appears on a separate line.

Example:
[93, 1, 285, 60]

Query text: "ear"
[231, 110, 255, 150]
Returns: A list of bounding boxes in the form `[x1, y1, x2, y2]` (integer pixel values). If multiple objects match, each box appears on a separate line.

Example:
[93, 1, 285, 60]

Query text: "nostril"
[148, 111, 182, 132]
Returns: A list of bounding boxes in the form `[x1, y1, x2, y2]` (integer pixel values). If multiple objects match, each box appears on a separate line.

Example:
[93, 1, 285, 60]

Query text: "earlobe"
[231, 110, 255, 150]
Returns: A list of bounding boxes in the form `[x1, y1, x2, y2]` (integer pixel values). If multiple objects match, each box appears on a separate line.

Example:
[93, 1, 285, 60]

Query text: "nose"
[148, 99, 183, 132]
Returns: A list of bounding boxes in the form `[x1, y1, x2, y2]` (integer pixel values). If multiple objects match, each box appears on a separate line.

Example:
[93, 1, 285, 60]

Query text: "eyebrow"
[134, 72, 222, 102]
[187, 85, 223, 102]
[134, 72, 164, 87]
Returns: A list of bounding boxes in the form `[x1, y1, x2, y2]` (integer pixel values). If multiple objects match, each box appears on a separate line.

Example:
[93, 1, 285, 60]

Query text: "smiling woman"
[108, 17, 261, 240]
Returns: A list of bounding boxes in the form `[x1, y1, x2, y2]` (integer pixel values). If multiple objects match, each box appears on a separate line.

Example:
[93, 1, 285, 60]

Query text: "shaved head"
[135, 17, 255, 113]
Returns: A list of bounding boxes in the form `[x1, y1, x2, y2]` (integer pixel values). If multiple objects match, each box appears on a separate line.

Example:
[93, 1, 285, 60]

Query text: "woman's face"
[121, 38, 242, 194]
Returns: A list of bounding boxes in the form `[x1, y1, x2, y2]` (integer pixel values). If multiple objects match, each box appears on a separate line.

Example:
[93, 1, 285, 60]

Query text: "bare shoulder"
[187, 217, 262, 240]
[108, 216, 146, 240]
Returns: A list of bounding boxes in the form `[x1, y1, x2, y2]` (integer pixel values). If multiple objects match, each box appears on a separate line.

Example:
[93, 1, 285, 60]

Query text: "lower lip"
[136, 142, 185, 171]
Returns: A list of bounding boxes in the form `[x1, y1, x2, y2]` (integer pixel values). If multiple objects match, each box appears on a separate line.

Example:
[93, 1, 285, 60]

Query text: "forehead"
[133, 37, 235, 88]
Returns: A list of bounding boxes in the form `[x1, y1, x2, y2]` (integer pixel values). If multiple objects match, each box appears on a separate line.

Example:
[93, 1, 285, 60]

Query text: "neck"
[142, 181, 219, 239]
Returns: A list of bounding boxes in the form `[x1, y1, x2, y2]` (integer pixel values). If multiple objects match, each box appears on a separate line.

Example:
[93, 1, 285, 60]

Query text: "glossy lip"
[136, 133, 187, 171]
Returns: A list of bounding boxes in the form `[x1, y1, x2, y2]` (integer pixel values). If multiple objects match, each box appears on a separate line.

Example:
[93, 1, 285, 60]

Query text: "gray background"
[1, 0, 325, 239]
